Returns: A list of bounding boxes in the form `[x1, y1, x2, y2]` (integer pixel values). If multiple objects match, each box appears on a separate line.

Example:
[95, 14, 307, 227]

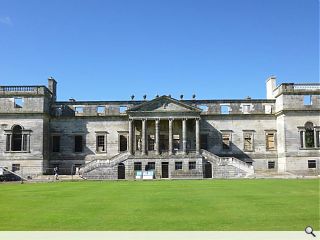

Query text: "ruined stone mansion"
[0, 77, 319, 180]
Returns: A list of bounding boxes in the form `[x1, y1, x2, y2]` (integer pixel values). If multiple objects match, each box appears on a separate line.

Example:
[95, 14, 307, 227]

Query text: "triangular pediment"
[127, 96, 201, 113]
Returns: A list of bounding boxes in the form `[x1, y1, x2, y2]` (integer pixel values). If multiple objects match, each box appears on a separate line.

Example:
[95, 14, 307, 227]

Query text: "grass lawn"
[0, 179, 318, 231]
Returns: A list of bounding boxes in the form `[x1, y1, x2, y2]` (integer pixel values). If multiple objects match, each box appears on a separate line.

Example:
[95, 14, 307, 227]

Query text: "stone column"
[182, 118, 187, 154]
[128, 119, 133, 154]
[142, 119, 146, 155]
[195, 118, 200, 155]
[314, 128, 317, 148]
[155, 119, 160, 155]
[169, 119, 173, 155]
[302, 131, 306, 148]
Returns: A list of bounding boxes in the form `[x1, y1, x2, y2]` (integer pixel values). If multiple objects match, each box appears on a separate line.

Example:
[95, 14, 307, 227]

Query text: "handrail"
[80, 152, 130, 174]
[0, 166, 28, 181]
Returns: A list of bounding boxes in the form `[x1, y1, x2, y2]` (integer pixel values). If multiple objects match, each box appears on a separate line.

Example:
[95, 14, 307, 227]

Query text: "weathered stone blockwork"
[0, 77, 319, 179]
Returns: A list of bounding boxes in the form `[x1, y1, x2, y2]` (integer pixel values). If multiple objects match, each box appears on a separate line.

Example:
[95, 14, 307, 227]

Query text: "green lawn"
[0, 179, 318, 231]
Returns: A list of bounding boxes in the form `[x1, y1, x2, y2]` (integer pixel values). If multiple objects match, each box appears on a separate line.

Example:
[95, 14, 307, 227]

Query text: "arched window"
[12, 125, 23, 151]
[305, 122, 314, 148]
[5, 125, 31, 152]
[299, 122, 319, 149]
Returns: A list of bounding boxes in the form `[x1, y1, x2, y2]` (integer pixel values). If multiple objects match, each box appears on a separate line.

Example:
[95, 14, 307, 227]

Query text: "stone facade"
[0, 77, 319, 180]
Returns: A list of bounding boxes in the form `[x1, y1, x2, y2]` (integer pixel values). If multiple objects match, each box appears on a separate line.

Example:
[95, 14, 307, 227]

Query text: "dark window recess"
[52, 136, 60, 152]
[74, 135, 83, 152]
[12, 125, 22, 151]
[120, 135, 128, 152]
[175, 162, 182, 170]
[145, 162, 155, 171]
[134, 162, 142, 171]
[189, 161, 196, 170]
[305, 129, 315, 148]
[6, 135, 10, 151]
[200, 134, 208, 150]
[308, 160, 316, 169]
[268, 161, 275, 169]
[12, 164, 20, 172]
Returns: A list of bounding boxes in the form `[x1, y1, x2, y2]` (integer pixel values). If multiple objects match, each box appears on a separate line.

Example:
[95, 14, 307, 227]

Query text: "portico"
[126, 95, 201, 156]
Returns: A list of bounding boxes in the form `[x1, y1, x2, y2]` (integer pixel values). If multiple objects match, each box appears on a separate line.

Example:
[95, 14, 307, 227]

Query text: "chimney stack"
[266, 76, 276, 99]
[48, 77, 57, 102]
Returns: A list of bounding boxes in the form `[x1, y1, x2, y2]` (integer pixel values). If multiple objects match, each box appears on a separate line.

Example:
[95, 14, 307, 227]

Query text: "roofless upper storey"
[0, 76, 319, 117]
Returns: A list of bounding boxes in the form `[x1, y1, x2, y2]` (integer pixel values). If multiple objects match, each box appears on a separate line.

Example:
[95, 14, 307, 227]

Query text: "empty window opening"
[220, 105, 229, 114]
[96, 135, 106, 152]
[120, 135, 128, 152]
[12, 164, 20, 172]
[148, 135, 155, 151]
[14, 98, 24, 108]
[175, 162, 182, 170]
[74, 135, 83, 152]
[198, 105, 208, 112]
[52, 136, 60, 152]
[97, 106, 105, 114]
[268, 161, 275, 169]
[222, 133, 231, 149]
[120, 106, 127, 113]
[189, 161, 196, 170]
[75, 107, 83, 113]
[243, 132, 254, 151]
[304, 95, 312, 105]
[264, 105, 272, 114]
[242, 105, 251, 113]
[200, 134, 208, 150]
[308, 160, 316, 169]
[12, 125, 22, 151]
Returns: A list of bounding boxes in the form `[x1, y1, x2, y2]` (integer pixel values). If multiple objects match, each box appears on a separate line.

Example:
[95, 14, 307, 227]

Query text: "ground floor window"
[175, 162, 182, 170]
[189, 161, 196, 170]
[308, 160, 316, 169]
[268, 161, 275, 169]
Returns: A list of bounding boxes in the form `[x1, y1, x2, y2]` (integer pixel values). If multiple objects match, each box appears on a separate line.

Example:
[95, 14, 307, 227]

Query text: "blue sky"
[0, 0, 318, 101]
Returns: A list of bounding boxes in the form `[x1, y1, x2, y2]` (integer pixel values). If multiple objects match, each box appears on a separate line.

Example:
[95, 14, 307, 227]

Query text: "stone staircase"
[201, 149, 254, 178]
[79, 152, 130, 179]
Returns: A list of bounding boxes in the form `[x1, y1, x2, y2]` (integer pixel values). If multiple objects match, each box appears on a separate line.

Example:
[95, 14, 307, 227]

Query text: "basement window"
[14, 98, 24, 108]
[175, 162, 182, 170]
[308, 160, 316, 169]
[268, 161, 275, 169]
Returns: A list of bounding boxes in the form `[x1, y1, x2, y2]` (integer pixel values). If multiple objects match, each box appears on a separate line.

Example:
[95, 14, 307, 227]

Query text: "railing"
[200, 149, 254, 175]
[80, 152, 130, 174]
[293, 84, 320, 90]
[0, 86, 38, 92]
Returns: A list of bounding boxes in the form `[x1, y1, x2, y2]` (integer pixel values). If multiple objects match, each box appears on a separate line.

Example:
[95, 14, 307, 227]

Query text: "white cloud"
[0, 16, 13, 26]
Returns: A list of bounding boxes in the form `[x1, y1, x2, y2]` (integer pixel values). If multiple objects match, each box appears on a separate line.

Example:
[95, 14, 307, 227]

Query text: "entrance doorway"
[161, 162, 169, 178]
[204, 161, 212, 178]
[118, 163, 125, 179]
